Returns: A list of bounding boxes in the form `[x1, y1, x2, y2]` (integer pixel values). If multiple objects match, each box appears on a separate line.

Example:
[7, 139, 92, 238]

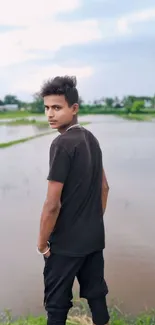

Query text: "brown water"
[0, 115, 155, 317]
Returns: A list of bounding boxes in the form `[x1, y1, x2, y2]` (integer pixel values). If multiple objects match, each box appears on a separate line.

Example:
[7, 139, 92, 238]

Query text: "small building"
[0, 104, 18, 111]
[144, 99, 152, 108]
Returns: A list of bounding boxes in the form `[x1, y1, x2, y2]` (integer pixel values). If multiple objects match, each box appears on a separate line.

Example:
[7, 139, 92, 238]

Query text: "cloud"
[0, 31, 38, 67]
[0, 1, 101, 67]
[0, 1, 155, 100]
[117, 7, 155, 35]
[0, 0, 81, 26]
[0, 0, 99, 98]
[0, 20, 101, 67]
[12, 65, 93, 94]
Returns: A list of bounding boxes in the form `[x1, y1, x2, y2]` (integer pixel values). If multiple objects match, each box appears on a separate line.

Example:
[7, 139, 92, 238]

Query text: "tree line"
[0, 94, 155, 114]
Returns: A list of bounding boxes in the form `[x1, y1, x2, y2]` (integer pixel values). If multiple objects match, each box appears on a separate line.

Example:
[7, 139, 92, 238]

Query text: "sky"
[0, 0, 155, 102]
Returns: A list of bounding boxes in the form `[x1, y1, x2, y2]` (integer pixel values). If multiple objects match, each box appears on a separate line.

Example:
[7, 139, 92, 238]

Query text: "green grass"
[109, 309, 155, 324]
[0, 307, 155, 325]
[1, 110, 155, 121]
[0, 111, 37, 119]
[120, 113, 154, 121]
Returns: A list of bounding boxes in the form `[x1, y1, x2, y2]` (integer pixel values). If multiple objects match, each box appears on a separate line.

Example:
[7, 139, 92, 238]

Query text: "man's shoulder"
[50, 127, 100, 154]
[83, 127, 101, 149]
[51, 134, 62, 147]
[49, 131, 76, 156]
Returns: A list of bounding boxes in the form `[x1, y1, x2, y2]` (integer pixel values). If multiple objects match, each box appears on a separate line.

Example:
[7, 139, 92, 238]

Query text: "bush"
[130, 101, 144, 113]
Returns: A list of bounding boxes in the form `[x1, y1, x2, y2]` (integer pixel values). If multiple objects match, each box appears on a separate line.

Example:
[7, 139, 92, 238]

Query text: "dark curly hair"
[39, 75, 79, 107]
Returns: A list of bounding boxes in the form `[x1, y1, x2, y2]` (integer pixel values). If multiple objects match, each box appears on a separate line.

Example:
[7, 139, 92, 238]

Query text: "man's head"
[40, 76, 79, 132]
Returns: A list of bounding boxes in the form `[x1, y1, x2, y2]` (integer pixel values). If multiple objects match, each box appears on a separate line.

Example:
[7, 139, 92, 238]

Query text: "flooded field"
[0, 115, 155, 317]
[0, 124, 49, 143]
[0, 115, 89, 143]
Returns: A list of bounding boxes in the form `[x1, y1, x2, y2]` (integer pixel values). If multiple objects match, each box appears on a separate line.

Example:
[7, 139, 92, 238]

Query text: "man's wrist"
[37, 241, 50, 254]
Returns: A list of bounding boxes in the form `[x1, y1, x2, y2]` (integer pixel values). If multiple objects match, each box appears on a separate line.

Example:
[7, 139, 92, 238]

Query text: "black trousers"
[43, 250, 110, 325]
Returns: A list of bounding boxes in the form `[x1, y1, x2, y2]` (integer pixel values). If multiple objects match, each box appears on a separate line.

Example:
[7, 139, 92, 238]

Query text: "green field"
[120, 113, 155, 121]
[0, 111, 37, 119]
[0, 110, 155, 122]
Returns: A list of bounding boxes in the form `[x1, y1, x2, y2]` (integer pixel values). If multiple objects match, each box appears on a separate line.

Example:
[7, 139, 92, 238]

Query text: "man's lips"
[48, 120, 57, 124]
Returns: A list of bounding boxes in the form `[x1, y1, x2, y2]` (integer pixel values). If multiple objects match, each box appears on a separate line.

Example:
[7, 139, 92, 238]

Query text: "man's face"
[44, 95, 78, 131]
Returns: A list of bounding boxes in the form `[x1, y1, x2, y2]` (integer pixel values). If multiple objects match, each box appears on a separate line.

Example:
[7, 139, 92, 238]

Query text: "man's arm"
[102, 168, 109, 214]
[37, 180, 63, 252]
[37, 143, 70, 253]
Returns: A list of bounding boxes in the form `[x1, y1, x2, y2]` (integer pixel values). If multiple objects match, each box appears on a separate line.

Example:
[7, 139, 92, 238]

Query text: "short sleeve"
[47, 143, 71, 183]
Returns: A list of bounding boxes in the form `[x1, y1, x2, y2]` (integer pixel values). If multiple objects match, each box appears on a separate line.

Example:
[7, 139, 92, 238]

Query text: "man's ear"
[72, 103, 79, 115]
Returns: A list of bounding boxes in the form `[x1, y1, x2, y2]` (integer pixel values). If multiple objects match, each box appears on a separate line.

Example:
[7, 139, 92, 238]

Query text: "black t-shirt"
[47, 126, 105, 256]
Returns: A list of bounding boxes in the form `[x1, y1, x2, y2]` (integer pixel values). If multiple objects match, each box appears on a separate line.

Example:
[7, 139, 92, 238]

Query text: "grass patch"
[1, 110, 155, 121]
[120, 114, 154, 121]
[109, 308, 155, 324]
[0, 111, 37, 119]
[0, 306, 155, 325]
[0, 122, 90, 148]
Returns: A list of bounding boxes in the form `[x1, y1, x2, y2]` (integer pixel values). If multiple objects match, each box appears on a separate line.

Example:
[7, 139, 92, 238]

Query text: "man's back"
[47, 126, 105, 256]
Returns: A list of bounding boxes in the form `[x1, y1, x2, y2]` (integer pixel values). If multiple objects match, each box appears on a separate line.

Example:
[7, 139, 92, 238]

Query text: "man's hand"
[37, 244, 51, 258]
[44, 249, 51, 258]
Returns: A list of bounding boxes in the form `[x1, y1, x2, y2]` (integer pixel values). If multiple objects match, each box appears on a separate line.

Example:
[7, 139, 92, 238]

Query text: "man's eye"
[55, 107, 60, 111]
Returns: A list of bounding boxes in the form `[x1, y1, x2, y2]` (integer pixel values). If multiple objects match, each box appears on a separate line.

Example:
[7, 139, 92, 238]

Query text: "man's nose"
[47, 108, 54, 118]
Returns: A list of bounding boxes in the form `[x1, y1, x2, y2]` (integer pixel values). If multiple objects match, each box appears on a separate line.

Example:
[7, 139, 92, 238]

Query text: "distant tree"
[30, 94, 44, 113]
[0, 99, 4, 105]
[130, 100, 144, 113]
[18, 101, 27, 109]
[93, 99, 98, 105]
[113, 96, 121, 108]
[123, 95, 148, 107]
[105, 98, 114, 108]
[130, 96, 136, 102]
[79, 96, 84, 106]
[122, 96, 132, 107]
[4, 94, 19, 105]
[151, 95, 155, 109]
[93, 99, 104, 106]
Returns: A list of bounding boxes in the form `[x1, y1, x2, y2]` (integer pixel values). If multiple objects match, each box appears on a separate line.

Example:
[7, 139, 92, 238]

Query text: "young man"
[37, 76, 110, 325]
